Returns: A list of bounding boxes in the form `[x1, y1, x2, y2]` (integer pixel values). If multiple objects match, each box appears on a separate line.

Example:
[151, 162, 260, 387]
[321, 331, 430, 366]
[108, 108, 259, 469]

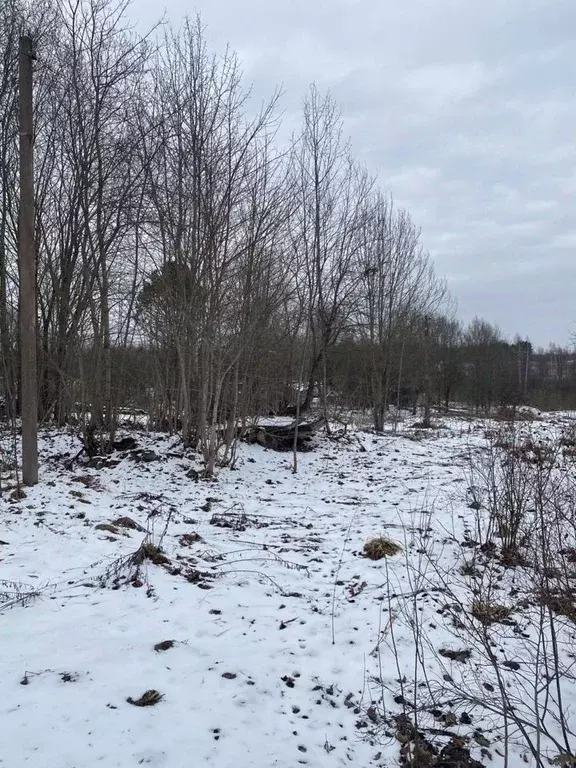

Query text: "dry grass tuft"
[113, 516, 145, 532]
[438, 648, 472, 663]
[471, 601, 513, 625]
[95, 523, 119, 535]
[363, 536, 402, 560]
[538, 589, 576, 624]
[132, 541, 170, 566]
[126, 689, 163, 707]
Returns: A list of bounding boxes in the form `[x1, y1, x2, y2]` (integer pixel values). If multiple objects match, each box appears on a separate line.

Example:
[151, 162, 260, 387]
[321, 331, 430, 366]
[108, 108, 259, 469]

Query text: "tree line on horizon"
[1, 0, 573, 473]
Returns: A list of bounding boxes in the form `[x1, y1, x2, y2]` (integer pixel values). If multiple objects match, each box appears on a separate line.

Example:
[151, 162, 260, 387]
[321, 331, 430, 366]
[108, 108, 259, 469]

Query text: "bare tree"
[44, 0, 152, 446]
[291, 84, 372, 420]
[358, 194, 445, 430]
[138, 17, 288, 473]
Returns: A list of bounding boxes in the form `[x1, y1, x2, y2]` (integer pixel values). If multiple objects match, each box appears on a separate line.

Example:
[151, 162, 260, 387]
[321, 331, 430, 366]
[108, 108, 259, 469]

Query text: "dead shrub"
[468, 430, 538, 563]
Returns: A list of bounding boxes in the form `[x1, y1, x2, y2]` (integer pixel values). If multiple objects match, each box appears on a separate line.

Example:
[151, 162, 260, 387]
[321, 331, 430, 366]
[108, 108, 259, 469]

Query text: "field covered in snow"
[1, 413, 576, 767]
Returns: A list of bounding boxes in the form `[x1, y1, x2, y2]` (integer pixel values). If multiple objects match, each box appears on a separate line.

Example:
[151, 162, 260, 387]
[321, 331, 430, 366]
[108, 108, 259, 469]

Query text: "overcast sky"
[133, 0, 575, 349]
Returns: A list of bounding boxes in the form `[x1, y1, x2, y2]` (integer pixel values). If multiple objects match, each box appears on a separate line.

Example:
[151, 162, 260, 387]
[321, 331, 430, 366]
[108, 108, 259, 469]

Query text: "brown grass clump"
[494, 406, 538, 422]
[538, 589, 576, 624]
[560, 548, 576, 564]
[95, 523, 119, 535]
[132, 540, 170, 566]
[460, 559, 480, 576]
[438, 648, 472, 663]
[471, 601, 513, 625]
[126, 689, 163, 707]
[72, 475, 98, 488]
[363, 537, 402, 560]
[113, 516, 145, 532]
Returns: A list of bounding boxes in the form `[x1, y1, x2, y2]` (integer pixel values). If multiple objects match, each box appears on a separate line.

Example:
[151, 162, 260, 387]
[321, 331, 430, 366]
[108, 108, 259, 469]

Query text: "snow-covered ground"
[1, 414, 575, 767]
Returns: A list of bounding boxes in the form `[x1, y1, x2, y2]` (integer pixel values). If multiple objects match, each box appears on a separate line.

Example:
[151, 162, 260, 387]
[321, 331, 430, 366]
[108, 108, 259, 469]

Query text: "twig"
[331, 511, 357, 645]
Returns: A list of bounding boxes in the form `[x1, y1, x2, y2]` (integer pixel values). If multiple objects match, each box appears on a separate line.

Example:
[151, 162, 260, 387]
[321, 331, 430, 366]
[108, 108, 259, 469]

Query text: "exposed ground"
[1, 412, 575, 767]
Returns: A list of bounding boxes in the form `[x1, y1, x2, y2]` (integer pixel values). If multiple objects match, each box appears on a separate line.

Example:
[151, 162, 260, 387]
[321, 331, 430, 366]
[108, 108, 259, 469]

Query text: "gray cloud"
[135, 0, 576, 347]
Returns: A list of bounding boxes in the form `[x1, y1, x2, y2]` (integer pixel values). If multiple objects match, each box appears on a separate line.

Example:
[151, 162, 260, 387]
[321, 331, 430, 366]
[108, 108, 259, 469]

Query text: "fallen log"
[243, 417, 324, 452]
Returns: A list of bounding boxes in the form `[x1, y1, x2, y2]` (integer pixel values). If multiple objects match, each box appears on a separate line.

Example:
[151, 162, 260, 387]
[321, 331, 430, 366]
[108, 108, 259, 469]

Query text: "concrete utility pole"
[422, 316, 432, 428]
[19, 35, 38, 485]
